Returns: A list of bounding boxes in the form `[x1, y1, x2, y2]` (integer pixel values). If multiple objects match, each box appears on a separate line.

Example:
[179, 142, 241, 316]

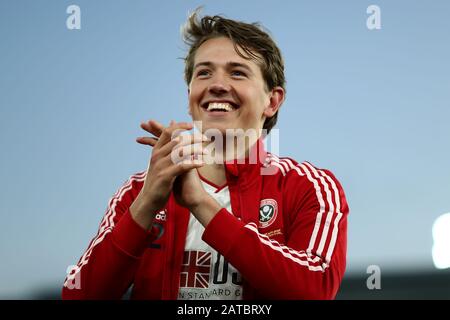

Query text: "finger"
[156, 148, 205, 179]
[136, 136, 158, 146]
[154, 133, 207, 159]
[158, 121, 194, 145]
[155, 142, 206, 169]
[177, 133, 209, 148]
[140, 120, 164, 137]
[154, 136, 181, 157]
[152, 120, 165, 135]
[163, 158, 205, 178]
[170, 143, 208, 165]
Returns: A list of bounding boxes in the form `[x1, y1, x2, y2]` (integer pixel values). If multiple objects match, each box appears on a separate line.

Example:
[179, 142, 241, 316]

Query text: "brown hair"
[182, 9, 286, 133]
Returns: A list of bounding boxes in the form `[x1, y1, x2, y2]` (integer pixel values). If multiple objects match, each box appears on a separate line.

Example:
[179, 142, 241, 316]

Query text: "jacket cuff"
[111, 209, 157, 258]
[202, 208, 245, 254]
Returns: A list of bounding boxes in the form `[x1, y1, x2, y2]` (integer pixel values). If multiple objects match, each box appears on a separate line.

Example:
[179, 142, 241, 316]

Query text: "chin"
[198, 119, 235, 133]
[201, 124, 229, 136]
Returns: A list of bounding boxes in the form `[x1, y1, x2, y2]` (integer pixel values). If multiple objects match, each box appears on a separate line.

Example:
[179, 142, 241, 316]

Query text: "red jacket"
[62, 142, 349, 299]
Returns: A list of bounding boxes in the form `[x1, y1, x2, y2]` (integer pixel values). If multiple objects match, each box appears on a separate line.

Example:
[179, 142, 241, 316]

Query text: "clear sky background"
[1, 0, 449, 298]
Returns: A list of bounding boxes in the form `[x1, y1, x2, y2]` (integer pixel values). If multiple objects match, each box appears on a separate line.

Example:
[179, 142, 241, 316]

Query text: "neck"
[197, 132, 263, 186]
[197, 163, 226, 187]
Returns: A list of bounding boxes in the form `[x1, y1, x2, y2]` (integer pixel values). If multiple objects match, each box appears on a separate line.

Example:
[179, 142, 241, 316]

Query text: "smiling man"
[63, 10, 349, 300]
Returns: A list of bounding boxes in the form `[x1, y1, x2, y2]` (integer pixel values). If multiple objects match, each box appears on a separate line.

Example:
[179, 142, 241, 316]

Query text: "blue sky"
[1, 0, 449, 298]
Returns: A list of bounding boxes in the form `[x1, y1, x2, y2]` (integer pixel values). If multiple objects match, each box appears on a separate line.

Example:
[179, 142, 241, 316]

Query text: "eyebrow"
[193, 61, 254, 74]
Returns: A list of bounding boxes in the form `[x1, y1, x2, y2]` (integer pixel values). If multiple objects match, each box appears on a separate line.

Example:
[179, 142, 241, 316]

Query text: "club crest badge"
[259, 199, 278, 228]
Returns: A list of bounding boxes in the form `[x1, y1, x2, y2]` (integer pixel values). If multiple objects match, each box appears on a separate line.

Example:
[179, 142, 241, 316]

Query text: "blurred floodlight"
[432, 213, 450, 269]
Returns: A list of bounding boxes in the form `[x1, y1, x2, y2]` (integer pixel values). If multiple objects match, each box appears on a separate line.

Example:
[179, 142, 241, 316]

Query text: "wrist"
[188, 194, 212, 213]
[189, 195, 222, 227]
[135, 192, 159, 213]
[130, 192, 159, 231]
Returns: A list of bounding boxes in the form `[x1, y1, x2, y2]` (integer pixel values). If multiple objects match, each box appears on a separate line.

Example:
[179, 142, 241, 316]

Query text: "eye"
[231, 70, 247, 77]
[196, 69, 211, 77]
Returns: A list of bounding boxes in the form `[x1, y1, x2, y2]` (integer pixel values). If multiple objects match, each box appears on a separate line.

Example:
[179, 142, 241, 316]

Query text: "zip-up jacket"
[62, 141, 349, 299]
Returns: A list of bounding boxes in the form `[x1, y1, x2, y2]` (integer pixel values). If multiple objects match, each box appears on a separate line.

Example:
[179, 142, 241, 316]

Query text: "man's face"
[188, 37, 274, 135]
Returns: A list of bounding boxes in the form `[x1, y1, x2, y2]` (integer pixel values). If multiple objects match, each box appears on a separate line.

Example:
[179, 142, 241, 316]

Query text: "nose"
[207, 73, 230, 95]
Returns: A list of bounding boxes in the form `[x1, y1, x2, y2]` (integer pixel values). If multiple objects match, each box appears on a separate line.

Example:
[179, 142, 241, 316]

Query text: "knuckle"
[172, 136, 180, 144]
[171, 147, 181, 159]
[151, 149, 161, 159]
[156, 170, 168, 180]
[162, 127, 170, 136]
[172, 128, 183, 139]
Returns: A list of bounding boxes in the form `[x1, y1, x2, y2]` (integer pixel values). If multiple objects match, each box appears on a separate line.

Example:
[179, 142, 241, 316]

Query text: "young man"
[63, 11, 349, 300]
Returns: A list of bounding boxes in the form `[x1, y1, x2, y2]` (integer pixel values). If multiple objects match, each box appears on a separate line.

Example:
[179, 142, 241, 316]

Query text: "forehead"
[194, 37, 262, 72]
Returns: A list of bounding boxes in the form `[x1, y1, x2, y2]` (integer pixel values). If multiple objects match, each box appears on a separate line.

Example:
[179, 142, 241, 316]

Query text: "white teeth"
[206, 102, 234, 112]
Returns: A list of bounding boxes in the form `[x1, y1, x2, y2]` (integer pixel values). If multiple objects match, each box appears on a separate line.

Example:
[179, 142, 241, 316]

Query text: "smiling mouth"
[201, 102, 239, 113]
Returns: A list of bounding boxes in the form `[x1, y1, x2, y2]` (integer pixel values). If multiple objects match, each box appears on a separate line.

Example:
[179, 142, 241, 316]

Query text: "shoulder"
[265, 153, 346, 198]
[110, 171, 147, 204]
[117, 171, 147, 190]
[126, 171, 147, 184]
[266, 154, 349, 216]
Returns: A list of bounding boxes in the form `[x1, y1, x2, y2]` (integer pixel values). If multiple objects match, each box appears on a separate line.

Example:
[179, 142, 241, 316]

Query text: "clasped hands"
[135, 119, 220, 227]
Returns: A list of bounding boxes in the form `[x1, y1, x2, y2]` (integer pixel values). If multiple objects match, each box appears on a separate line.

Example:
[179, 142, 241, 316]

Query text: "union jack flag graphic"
[180, 250, 212, 288]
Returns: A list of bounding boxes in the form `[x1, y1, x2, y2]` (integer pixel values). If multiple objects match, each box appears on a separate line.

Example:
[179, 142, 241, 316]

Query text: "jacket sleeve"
[202, 165, 349, 300]
[62, 172, 157, 300]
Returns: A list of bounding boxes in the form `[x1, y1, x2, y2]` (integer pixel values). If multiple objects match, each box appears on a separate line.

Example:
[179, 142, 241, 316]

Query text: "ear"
[187, 88, 192, 116]
[264, 86, 285, 117]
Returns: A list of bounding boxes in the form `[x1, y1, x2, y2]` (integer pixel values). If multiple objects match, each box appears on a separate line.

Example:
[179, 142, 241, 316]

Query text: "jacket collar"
[224, 138, 269, 189]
